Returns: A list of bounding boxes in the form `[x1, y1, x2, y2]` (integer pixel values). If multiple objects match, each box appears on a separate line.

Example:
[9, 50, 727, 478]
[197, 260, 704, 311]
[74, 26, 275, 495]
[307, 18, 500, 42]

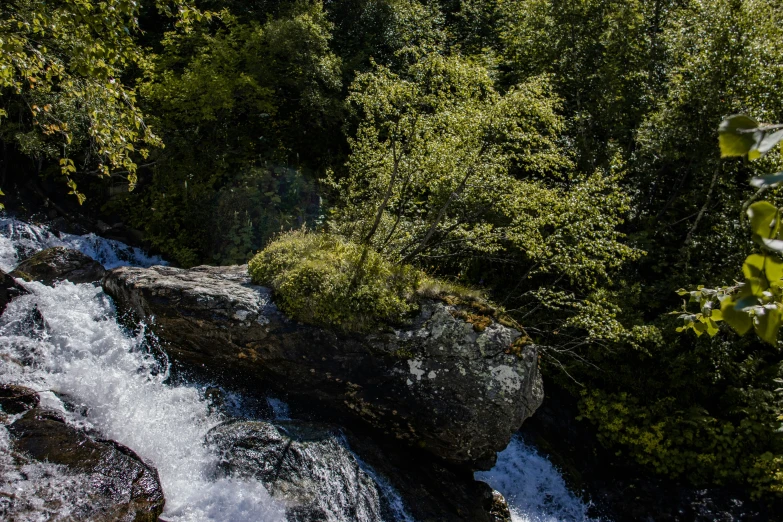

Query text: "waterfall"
[0, 216, 599, 522]
[0, 217, 166, 272]
[475, 436, 600, 522]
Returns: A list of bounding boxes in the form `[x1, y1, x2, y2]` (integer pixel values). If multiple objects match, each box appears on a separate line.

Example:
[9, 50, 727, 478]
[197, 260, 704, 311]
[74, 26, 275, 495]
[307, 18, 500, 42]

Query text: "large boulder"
[340, 428, 514, 522]
[207, 419, 513, 522]
[11, 246, 105, 285]
[0, 390, 165, 521]
[104, 265, 544, 469]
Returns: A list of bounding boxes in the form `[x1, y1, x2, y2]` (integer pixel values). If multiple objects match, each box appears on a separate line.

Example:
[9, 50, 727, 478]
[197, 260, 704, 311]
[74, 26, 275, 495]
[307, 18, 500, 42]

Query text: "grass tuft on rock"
[248, 230, 517, 335]
[248, 230, 422, 332]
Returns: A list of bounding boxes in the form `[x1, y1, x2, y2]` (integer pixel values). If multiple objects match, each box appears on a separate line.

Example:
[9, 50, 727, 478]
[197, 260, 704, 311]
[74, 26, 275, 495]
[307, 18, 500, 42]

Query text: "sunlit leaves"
[720, 293, 753, 335]
[676, 277, 783, 344]
[332, 51, 635, 288]
[718, 114, 783, 161]
[755, 305, 782, 345]
[678, 115, 783, 345]
[719, 114, 763, 159]
[0, 0, 202, 201]
[678, 234, 783, 345]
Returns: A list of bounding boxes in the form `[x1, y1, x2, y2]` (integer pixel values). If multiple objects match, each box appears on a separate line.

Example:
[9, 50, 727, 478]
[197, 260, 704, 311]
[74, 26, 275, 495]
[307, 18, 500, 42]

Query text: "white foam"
[0, 282, 283, 521]
[0, 216, 166, 272]
[475, 436, 600, 522]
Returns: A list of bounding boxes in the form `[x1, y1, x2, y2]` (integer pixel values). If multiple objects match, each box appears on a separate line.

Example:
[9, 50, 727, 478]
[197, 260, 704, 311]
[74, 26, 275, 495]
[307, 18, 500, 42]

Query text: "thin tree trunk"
[681, 164, 721, 268]
[350, 123, 403, 289]
[362, 139, 400, 245]
[379, 159, 415, 252]
[399, 165, 473, 265]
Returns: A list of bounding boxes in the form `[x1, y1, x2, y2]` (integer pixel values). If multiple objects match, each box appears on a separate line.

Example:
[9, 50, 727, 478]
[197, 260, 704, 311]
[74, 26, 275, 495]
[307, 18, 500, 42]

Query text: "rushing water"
[0, 216, 597, 522]
[0, 216, 166, 271]
[475, 436, 599, 522]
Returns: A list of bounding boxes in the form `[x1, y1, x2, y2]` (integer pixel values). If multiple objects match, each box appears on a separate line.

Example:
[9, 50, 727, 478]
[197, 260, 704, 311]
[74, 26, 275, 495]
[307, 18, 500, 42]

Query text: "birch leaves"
[677, 115, 783, 344]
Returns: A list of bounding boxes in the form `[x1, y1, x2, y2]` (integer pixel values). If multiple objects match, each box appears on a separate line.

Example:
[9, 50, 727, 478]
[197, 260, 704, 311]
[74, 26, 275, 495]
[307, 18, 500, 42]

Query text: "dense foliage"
[0, 0, 206, 202]
[3, 0, 783, 503]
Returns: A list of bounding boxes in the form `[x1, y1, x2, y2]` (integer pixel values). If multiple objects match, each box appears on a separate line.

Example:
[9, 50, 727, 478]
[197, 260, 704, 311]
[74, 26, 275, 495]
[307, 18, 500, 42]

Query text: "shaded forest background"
[2, 0, 783, 503]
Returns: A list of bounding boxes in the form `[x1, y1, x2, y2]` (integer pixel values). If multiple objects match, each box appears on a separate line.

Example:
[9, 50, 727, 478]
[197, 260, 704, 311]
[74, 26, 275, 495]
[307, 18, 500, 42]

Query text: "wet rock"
[5, 407, 165, 521]
[342, 429, 509, 522]
[0, 384, 39, 414]
[11, 246, 105, 285]
[478, 483, 512, 522]
[0, 270, 28, 313]
[206, 420, 395, 522]
[104, 264, 544, 469]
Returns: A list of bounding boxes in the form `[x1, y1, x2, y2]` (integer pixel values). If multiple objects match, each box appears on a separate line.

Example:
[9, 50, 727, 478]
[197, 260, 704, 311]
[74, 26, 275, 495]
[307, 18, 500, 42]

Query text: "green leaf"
[720, 296, 753, 335]
[705, 318, 720, 336]
[750, 172, 783, 188]
[719, 115, 759, 157]
[743, 253, 766, 280]
[765, 256, 783, 282]
[747, 201, 779, 239]
[754, 307, 781, 345]
[692, 321, 707, 336]
[741, 253, 783, 292]
[745, 277, 768, 296]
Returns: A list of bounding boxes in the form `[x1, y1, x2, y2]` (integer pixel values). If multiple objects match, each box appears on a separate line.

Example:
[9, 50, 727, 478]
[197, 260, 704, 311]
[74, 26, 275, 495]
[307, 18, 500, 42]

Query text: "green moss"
[507, 334, 533, 356]
[248, 231, 422, 332]
[392, 348, 415, 359]
[448, 309, 493, 332]
[248, 230, 529, 340]
[9, 270, 34, 282]
[417, 277, 486, 304]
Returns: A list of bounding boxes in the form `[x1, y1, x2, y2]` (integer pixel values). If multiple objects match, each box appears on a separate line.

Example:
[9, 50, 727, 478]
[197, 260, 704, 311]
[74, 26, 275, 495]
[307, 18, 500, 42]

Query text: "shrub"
[248, 231, 422, 332]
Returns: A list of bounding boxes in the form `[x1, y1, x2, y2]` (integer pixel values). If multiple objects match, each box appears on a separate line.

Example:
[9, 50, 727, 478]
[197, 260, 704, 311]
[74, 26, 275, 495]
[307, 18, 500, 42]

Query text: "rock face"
[0, 383, 39, 414]
[341, 429, 513, 522]
[0, 388, 165, 521]
[207, 418, 513, 522]
[0, 270, 28, 312]
[103, 264, 544, 469]
[11, 246, 105, 285]
[207, 420, 397, 521]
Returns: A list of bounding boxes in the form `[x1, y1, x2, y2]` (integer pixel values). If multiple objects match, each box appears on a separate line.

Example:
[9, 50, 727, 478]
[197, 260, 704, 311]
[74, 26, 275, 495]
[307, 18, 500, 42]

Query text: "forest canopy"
[2, 0, 783, 503]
